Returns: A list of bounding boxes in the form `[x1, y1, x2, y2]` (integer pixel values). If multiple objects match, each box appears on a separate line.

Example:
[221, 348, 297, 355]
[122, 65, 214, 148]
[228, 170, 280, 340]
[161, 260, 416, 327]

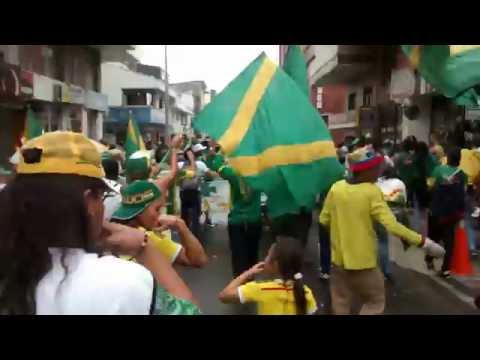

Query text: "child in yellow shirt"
[219, 236, 317, 315]
[111, 180, 208, 268]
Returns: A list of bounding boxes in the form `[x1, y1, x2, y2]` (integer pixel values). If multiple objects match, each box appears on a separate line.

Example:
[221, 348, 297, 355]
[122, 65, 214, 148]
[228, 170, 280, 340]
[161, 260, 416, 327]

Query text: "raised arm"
[156, 215, 208, 268]
[102, 222, 198, 305]
[155, 134, 183, 193]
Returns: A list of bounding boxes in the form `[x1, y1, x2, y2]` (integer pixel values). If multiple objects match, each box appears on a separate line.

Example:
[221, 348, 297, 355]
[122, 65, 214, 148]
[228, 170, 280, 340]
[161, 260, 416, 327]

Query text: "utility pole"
[164, 45, 170, 139]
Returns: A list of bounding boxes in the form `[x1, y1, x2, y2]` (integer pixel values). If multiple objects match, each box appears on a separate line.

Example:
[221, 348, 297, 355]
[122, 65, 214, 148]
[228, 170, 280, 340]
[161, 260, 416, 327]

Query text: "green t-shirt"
[426, 153, 440, 177]
[430, 165, 467, 187]
[396, 151, 419, 185]
[152, 284, 202, 315]
[206, 154, 261, 224]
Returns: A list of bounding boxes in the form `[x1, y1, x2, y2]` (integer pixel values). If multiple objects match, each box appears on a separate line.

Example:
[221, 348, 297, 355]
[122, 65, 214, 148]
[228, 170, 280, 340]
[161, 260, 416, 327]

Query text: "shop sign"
[62, 84, 85, 104]
[85, 90, 108, 111]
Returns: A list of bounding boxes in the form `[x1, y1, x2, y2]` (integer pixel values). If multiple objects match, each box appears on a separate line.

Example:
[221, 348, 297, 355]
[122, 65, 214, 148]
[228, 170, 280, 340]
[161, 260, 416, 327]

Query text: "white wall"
[401, 95, 431, 143]
[101, 62, 193, 130]
[101, 62, 168, 107]
[306, 45, 339, 85]
[176, 91, 194, 114]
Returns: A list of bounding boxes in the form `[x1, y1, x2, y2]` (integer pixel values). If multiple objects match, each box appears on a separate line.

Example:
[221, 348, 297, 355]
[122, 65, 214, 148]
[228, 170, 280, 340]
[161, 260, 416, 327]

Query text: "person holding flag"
[193, 51, 344, 254]
[205, 140, 262, 277]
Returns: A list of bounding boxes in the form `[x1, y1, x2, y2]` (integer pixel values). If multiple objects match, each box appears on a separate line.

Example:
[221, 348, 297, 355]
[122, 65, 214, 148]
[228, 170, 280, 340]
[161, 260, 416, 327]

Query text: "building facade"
[101, 62, 194, 146]
[0, 45, 132, 167]
[280, 45, 468, 147]
[170, 81, 210, 115]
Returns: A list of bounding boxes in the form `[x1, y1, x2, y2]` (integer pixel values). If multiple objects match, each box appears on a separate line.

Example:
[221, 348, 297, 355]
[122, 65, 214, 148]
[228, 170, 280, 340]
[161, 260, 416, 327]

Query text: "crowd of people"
[2, 125, 478, 315]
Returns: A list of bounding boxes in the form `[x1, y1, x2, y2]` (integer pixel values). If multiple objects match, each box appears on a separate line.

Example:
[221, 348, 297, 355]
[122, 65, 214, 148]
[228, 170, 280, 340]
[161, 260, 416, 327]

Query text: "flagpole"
[164, 45, 170, 141]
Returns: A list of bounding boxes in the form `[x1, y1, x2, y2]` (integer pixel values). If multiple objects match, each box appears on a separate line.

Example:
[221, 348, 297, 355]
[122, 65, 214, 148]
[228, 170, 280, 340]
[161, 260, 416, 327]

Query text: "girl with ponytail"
[219, 236, 317, 315]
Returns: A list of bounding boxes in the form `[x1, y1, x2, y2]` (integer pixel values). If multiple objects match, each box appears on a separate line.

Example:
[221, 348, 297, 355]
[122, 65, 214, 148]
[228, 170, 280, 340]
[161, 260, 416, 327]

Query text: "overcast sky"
[138, 45, 279, 93]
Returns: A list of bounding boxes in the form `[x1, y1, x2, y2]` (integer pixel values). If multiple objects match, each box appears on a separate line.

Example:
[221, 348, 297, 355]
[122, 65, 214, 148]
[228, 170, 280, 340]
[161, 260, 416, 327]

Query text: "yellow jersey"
[238, 279, 317, 315]
[122, 228, 183, 264]
[320, 180, 422, 270]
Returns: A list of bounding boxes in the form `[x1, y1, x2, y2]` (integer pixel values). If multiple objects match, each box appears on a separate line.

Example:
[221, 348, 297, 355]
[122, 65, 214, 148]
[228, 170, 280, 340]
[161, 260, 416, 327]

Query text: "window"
[316, 87, 323, 110]
[146, 93, 152, 106]
[348, 93, 356, 111]
[363, 86, 373, 107]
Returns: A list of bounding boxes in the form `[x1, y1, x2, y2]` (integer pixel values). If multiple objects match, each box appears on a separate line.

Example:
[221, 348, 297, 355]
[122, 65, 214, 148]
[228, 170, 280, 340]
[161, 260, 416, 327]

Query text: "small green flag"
[24, 107, 43, 141]
[283, 45, 309, 97]
[193, 53, 344, 217]
[402, 45, 480, 106]
[124, 113, 146, 159]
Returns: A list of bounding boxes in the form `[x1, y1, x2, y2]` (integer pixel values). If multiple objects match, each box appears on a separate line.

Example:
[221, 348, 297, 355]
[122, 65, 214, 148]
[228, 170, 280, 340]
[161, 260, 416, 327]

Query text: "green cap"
[111, 180, 161, 221]
[125, 150, 152, 182]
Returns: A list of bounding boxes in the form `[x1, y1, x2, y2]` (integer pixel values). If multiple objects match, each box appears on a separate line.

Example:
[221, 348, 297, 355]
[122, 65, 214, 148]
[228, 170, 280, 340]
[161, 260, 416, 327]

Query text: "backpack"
[179, 163, 200, 191]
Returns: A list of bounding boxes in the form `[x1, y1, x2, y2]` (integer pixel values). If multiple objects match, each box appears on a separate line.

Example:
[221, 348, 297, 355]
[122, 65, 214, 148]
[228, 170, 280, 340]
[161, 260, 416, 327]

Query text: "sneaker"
[318, 272, 330, 280]
[438, 270, 451, 279]
[472, 207, 480, 218]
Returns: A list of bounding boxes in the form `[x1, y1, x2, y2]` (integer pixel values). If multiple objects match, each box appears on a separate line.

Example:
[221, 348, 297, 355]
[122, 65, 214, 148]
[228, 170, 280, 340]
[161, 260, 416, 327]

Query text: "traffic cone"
[450, 221, 474, 276]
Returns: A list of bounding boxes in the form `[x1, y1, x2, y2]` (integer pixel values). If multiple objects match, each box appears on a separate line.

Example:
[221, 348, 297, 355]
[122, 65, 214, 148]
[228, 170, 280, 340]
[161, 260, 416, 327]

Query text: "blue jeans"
[465, 191, 477, 251]
[318, 223, 331, 274]
[180, 189, 202, 240]
[228, 222, 262, 277]
[375, 222, 391, 277]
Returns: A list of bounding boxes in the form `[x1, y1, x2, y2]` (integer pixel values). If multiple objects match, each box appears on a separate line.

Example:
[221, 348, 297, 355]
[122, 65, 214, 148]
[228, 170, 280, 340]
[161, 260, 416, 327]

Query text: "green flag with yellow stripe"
[402, 45, 480, 106]
[193, 53, 344, 217]
[124, 113, 146, 159]
[283, 45, 309, 97]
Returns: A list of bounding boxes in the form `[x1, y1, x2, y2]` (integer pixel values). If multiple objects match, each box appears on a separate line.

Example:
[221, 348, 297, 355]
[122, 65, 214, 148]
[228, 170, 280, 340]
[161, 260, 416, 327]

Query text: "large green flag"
[193, 53, 344, 217]
[24, 107, 43, 141]
[402, 45, 480, 106]
[283, 45, 309, 96]
[124, 113, 146, 159]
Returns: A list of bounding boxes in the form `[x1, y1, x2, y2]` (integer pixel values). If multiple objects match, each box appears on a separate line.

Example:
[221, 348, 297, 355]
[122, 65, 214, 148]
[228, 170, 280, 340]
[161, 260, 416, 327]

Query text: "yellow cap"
[17, 131, 105, 179]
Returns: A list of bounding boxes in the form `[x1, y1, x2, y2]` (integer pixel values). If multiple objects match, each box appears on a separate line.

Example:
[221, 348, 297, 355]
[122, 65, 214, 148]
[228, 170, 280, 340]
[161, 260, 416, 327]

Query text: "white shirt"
[178, 161, 209, 177]
[376, 177, 407, 205]
[36, 248, 154, 315]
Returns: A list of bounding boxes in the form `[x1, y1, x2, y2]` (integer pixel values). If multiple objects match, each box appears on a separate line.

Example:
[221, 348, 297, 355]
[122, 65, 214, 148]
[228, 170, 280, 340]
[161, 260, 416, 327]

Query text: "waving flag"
[283, 45, 309, 96]
[124, 113, 146, 159]
[402, 45, 480, 106]
[193, 53, 344, 217]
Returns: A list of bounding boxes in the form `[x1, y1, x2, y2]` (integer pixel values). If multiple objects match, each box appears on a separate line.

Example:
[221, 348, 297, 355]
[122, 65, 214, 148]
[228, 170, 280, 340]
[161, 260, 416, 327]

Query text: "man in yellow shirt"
[319, 146, 445, 315]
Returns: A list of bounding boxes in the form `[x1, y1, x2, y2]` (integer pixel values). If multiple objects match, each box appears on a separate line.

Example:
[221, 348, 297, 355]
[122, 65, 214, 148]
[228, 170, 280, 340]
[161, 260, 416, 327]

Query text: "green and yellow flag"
[24, 107, 43, 141]
[283, 45, 309, 96]
[193, 53, 344, 217]
[402, 45, 480, 106]
[124, 113, 146, 159]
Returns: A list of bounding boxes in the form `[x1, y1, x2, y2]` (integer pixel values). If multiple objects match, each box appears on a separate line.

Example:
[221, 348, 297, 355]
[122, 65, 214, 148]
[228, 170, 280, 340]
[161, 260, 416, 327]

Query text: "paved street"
[178, 217, 479, 315]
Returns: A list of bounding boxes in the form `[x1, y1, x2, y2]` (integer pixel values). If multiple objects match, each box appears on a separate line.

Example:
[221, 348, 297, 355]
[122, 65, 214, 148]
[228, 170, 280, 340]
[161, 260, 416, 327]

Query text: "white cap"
[192, 143, 207, 153]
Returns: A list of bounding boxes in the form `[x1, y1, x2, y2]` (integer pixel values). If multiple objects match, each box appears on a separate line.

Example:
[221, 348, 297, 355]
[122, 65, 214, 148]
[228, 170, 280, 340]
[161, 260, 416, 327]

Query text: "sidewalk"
[390, 210, 480, 306]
